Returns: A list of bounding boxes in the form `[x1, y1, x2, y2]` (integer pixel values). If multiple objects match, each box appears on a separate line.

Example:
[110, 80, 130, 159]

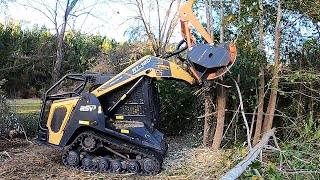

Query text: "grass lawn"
[8, 98, 42, 114]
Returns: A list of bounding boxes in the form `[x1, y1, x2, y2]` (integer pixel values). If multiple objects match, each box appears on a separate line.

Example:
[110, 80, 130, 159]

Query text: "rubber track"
[62, 131, 164, 175]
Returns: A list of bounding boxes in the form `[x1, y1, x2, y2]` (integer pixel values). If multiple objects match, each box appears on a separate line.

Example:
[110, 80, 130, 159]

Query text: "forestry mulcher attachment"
[36, 0, 236, 175]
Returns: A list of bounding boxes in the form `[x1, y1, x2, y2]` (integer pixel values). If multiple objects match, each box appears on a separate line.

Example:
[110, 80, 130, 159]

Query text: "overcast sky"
[0, 0, 185, 42]
[1, 0, 135, 41]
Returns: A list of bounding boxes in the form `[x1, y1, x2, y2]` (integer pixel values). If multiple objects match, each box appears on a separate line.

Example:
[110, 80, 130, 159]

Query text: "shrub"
[0, 79, 27, 138]
[17, 113, 39, 137]
[157, 80, 202, 136]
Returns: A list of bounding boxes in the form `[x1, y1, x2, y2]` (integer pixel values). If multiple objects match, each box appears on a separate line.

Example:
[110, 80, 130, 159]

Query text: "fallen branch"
[253, 168, 262, 177]
[220, 128, 276, 180]
[0, 151, 12, 159]
[0, 171, 7, 176]
[197, 112, 217, 119]
[223, 104, 240, 139]
[232, 78, 252, 149]
[18, 121, 30, 142]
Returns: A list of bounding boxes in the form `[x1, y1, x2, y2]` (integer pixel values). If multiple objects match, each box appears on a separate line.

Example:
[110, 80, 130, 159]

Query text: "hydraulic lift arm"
[179, 0, 213, 47]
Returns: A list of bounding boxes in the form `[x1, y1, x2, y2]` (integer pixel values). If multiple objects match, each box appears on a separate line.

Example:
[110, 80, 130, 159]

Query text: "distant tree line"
[0, 21, 142, 98]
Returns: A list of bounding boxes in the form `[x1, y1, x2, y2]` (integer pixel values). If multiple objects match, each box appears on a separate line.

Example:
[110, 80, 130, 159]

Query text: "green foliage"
[157, 80, 200, 135]
[101, 38, 118, 53]
[0, 20, 108, 98]
[0, 22, 55, 98]
[240, 161, 285, 179]
[0, 0, 320, 162]
[0, 79, 21, 136]
[17, 112, 39, 137]
[228, 38, 267, 108]
[63, 31, 105, 74]
[284, 0, 320, 22]
[91, 41, 154, 74]
[2, 98, 40, 138]
[277, 39, 320, 138]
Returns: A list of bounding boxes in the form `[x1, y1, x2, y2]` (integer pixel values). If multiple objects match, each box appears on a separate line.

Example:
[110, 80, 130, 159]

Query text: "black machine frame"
[38, 74, 88, 131]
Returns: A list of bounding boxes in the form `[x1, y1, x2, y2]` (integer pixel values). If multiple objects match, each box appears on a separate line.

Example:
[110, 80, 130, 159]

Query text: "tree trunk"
[52, 0, 79, 84]
[52, 36, 64, 84]
[253, 0, 266, 145]
[262, 1, 282, 133]
[219, 0, 224, 43]
[212, 77, 226, 149]
[205, 0, 214, 38]
[203, 85, 214, 146]
[253, 70, 265, 145]
[212, 0, 226, 150]
[202, 0, 215, 147]
[258, 0, 264, 51]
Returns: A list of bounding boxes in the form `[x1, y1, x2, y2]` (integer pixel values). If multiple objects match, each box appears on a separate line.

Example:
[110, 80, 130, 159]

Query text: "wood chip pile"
[0, 136, 231, 179]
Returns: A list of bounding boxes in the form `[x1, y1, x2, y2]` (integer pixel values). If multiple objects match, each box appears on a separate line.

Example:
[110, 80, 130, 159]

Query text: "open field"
[8, 99, 41, 114]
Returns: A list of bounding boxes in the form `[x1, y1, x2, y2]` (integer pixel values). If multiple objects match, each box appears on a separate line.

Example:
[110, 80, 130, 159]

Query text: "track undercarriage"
[63, 131, 163, 175]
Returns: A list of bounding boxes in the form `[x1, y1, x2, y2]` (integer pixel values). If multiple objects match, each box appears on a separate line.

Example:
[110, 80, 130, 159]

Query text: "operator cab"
[36, 73, 115, 144]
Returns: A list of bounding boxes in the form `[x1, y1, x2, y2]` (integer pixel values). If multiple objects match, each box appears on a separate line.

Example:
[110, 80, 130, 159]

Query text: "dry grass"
[0, 136, 233, 180]
[161, 144, 231, 179]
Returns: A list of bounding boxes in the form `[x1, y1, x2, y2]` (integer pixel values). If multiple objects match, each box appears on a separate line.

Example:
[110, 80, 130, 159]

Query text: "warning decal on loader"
[79, 120, 90, 125]
[98, 106, 102, 114]
[120, 129, 129, 134]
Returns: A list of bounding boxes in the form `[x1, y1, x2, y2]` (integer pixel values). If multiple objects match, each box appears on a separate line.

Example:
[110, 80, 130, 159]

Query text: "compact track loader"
[36, 0, 236, 175]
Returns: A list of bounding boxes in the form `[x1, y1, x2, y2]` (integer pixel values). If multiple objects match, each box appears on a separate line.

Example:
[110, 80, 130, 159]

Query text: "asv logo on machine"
[132, 58, 151, 74]
[80, 105, 96, 112]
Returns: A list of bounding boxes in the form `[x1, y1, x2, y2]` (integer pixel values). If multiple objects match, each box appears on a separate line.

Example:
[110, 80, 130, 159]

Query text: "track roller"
[98, 158, 110, 172]
[82, 157, 93, 170]
[142, 158, 160, 175]
[110, 159, 122, 172]
[65, 150, 80, 167]
[127, 161, 140, 173]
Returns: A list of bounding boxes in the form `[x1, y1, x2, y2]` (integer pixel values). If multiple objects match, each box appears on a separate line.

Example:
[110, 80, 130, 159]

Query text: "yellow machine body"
[46, 97, 79, 145]
[91, 55, 196, 97]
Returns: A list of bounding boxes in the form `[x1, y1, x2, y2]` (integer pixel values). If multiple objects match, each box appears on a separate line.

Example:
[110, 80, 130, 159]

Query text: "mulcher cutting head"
[187, 43, 237, 82]
[178, 0, 237, 83]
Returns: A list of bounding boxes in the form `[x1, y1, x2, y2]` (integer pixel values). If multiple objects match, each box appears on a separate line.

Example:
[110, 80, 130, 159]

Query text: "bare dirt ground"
[0, 136, 231, 180]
